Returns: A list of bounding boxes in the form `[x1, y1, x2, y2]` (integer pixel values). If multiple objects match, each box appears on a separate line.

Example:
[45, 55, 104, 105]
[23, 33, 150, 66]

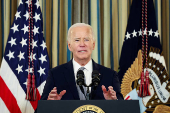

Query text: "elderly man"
[41, 23, 123, 100]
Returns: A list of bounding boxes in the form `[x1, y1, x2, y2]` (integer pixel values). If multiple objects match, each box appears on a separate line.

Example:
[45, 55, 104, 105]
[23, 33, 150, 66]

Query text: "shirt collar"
[72, 58, 92, 74]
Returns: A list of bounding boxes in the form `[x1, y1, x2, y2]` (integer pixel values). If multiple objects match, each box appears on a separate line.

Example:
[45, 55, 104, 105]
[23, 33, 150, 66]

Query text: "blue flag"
[119, 0, 170, 113]
[118, 0, 162, 84]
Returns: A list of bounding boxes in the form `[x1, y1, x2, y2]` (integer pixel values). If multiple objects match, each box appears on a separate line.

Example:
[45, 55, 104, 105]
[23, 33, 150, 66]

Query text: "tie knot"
[79, 67, 85, 71]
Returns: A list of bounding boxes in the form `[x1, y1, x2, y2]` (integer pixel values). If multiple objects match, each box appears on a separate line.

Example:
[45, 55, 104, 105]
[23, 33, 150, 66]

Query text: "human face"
[68, 26, 95, 62]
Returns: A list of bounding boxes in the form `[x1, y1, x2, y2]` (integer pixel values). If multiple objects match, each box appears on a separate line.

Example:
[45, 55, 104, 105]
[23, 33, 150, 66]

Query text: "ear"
[68, 41, 72, 52]
[92, 41, 95, 50]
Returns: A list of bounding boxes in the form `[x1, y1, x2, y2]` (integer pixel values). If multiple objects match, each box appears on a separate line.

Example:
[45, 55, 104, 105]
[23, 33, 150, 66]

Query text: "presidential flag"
[118, 0, 162, 84]
[119, 0, 170, 112]
[0, 0, 50, 113]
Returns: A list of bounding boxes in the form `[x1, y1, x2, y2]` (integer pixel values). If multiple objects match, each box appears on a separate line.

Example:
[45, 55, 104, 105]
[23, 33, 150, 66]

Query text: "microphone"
[76, 70, 85, 87]
[92, 70, 100, 87]
[76, 70, 86, 97]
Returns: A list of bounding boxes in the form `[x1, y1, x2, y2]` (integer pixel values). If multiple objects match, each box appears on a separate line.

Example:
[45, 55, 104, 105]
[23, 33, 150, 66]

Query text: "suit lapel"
[63, 60, 79, 100]
[92, 60, 103, 82]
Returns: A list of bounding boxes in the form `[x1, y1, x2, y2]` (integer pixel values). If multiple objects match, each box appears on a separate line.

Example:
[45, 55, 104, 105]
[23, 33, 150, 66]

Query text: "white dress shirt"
[73, 58, 93, 100]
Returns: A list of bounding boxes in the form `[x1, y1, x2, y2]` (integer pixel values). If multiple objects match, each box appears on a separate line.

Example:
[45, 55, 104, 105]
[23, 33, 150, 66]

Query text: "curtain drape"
[0, 0, 169, 75]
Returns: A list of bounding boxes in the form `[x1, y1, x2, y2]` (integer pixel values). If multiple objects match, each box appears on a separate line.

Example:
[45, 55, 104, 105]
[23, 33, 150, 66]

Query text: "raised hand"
[47, 87, 66, 100]
[102, 85, 117, 100]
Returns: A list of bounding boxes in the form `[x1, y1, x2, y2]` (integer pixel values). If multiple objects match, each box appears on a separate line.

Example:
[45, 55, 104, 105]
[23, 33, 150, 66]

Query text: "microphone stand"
[86, 86, 90, 100]
[84, 84, 92, 100]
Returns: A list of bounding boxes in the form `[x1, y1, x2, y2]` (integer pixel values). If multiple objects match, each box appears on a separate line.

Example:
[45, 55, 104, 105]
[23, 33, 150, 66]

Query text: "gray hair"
[67, 23, 95, 42]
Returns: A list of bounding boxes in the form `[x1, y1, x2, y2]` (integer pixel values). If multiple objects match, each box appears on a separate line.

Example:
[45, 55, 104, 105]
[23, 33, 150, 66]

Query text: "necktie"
[78, 67, 85, 71]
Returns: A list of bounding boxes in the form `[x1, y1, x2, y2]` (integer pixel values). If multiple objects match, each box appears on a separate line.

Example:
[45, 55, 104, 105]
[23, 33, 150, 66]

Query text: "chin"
[78, 56, 90, 60]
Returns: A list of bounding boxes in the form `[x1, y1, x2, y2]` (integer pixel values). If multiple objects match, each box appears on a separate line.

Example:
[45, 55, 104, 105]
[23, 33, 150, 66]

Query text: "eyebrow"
[73, 37, 90, 39]
[74, 38, 80, 39]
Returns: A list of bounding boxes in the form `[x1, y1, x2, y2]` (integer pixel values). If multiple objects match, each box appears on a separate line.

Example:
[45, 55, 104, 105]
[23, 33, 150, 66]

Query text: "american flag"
[0, 0, 50, 113]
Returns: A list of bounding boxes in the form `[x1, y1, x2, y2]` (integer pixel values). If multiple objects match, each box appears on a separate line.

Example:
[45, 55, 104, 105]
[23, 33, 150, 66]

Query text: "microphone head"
[92, 70, 99, 77]
[76, 70, 85, 86]
[76, 70, 84, 78]
[92, 70, 100, 87]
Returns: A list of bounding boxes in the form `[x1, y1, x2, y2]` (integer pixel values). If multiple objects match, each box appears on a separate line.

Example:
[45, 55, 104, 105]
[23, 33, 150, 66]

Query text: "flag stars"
[20, 38, 27, 47]
[148, 29, 153, 36]
[11, 23, 19, 33]
[38, 67, 45, 76]
[148, 105, 151, 108]
[126, 32, 131, 40]
[29, 53, 36, 61]
[32, 40, 38, 48]
[25, 0, 31, 7]
[23, 11, 29, 21]
[33, 13, 41, 22]
[15, 11, 21, 20]
[18, 51, 25, 61]
[35, 0, 40, 9]
[32, 26, 39, 36]
[25, 67, 33, 73]
[154, 30, 159, 38]
[132, 30, 137, 37]
[155, 95, 158, 98]
[39, 54, 47, 64]
[8, 37, 16, 47]
[149, 63, 151, 66]
[143, 28, 147, 35]
[138, 29, 142, 36]
[21, 24, 29, 34]
[40, 41, 47, 50]
[16, 64, 23, 74]
[160, 71, 163, 74]
[157, 100, 160, 103]
[153, 65, 156, 68]
[151, 101, 154, 104]
[157, 67, 160, 70]
[19, 0, 23, 5]
[6, 50, 15, 60]
[23, 79, 27, 86]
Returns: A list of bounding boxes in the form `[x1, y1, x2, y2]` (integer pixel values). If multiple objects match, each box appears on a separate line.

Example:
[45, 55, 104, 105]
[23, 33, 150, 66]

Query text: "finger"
[109, 89, 115, 95]
[50, 87, 58, 93]
[109, 89, 115, 94]
[49, 93, 58, 97]
[111, 92, 117, 97]
[108, 86, 114, 92]
[49, 88, 58, 97]
[59, 90, 66, 97]
[111, 95, 117, 100]
[50, 90, 57, 94]
[108, 87, 115, 93]
[47, 97, 55, 100]
[108, 86, 113, 89]
[53, 87, 57, 90]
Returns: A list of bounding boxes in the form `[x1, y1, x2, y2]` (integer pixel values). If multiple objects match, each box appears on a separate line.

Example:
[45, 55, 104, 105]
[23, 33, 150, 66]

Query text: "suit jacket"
[41, 59, 123, 100]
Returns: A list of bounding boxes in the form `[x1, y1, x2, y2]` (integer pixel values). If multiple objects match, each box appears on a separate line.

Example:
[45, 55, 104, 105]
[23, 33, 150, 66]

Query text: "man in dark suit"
[41, 23, 123, 100]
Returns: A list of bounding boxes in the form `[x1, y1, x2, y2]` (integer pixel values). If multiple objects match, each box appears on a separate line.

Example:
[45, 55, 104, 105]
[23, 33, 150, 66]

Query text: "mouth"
[78, 50, 87, 53]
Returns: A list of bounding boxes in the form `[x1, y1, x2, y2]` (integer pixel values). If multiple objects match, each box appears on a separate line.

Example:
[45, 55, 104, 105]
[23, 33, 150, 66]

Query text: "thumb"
[59, 90, 66, 97]
[101, 85, 107, 94]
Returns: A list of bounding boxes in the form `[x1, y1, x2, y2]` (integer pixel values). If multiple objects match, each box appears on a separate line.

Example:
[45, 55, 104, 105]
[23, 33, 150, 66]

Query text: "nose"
[79, 39, 85, 46]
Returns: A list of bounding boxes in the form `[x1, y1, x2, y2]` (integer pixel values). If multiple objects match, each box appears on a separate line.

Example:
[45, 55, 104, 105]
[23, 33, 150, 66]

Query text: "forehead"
[71, 26, 92, 36]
